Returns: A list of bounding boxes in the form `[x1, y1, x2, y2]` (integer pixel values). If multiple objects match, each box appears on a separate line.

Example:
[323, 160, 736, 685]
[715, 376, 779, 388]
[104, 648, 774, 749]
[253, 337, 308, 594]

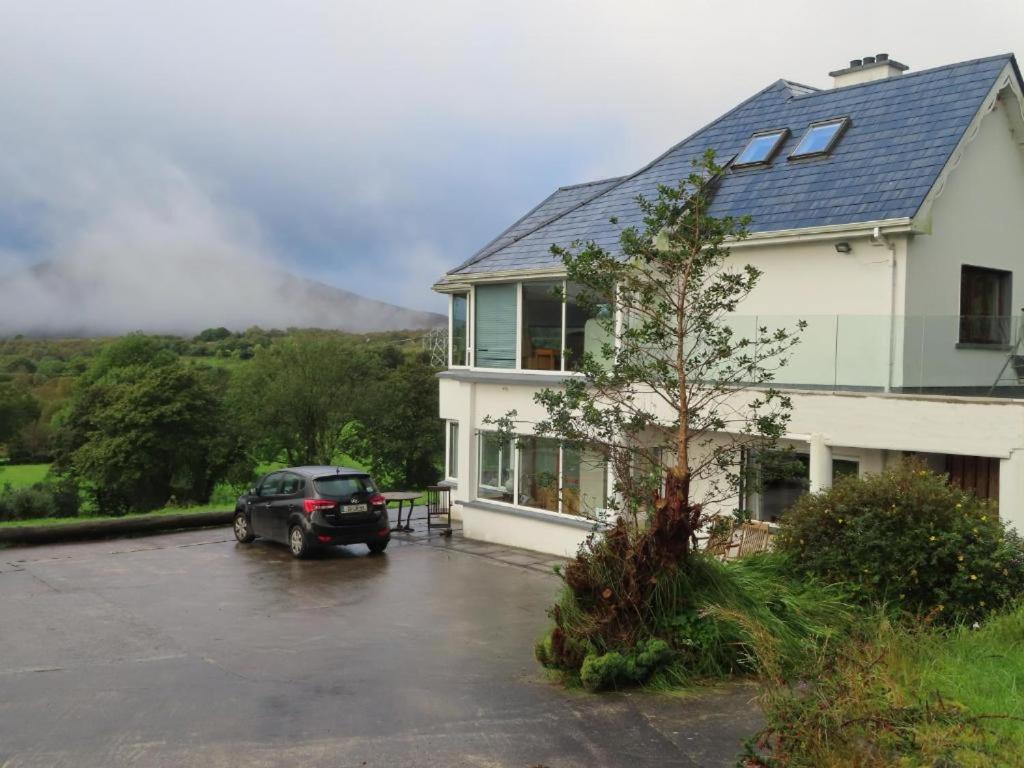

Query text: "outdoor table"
[382, 491, 420, 532]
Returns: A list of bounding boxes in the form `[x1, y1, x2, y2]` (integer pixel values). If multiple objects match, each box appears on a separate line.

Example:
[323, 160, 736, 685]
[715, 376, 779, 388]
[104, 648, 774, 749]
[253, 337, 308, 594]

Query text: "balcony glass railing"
[722, 314, 1024, 395]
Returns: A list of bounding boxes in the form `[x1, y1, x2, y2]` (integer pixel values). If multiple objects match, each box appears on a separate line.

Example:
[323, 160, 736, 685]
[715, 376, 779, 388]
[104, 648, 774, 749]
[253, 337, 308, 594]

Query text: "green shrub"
[537, 552, 852, 689]
[0, 479, 79, 522]
[578, 639, 672, 691]
[776, 462, 1024, 624]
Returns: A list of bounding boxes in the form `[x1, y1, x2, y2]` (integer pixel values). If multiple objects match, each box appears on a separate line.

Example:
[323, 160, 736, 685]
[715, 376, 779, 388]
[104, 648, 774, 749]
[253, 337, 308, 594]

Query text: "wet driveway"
[0, 525, 761, 767]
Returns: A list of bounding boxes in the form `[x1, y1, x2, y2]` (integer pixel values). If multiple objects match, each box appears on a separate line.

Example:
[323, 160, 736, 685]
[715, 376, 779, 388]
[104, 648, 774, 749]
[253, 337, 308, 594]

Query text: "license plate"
[342, 503, 368, 514]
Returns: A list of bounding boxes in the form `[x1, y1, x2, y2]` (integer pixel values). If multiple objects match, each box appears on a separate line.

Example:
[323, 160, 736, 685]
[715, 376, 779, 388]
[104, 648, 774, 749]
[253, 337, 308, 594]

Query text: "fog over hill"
[0, 172, 444, 336]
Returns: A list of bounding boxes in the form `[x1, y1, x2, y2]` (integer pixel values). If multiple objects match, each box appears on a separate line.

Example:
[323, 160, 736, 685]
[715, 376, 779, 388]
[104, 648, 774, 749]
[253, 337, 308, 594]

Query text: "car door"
[251, 473, 283, 538]
[270, 473, 304, 541]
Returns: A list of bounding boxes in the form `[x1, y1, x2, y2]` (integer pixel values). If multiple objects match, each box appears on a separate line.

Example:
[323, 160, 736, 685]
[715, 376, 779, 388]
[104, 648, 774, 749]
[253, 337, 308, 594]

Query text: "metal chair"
[426, 485, 452, 535]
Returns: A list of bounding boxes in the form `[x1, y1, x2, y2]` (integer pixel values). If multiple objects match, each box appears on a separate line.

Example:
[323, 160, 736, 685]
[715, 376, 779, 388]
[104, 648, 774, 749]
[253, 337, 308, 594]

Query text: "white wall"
[724, 237, 901, 388]
[904, 81, 1024, 388]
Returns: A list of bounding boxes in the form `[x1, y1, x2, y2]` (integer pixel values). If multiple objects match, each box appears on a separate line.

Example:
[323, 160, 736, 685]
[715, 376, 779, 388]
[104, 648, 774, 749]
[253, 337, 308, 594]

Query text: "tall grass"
[540, 552, 854, 690]
[742, 605, 1024, 767]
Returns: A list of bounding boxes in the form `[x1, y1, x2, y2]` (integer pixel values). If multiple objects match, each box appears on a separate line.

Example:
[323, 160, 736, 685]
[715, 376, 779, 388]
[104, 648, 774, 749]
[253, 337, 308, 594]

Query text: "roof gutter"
[434, 217, 918, 289]
[727, 217, 915, 249]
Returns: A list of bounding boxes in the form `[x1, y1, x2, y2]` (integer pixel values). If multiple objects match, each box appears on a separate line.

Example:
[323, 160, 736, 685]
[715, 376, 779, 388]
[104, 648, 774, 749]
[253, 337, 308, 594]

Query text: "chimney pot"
[830, 54, 908, 87]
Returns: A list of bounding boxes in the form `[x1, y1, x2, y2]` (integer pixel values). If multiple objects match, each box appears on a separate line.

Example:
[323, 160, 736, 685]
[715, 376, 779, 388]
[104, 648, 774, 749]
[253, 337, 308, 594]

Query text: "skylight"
[790, 117, 849, 158]
[734, 129, 789, 167]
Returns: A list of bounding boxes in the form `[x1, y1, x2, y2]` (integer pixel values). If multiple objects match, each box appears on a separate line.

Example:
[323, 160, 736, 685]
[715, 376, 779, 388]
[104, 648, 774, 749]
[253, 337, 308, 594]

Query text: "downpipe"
[870, 226, 898, 393]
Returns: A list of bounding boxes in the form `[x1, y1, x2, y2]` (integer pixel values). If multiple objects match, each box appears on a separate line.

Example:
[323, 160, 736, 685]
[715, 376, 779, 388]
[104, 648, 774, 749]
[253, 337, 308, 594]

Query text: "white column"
[808, 434, 833, 493]
[999, 450, 1024, 534]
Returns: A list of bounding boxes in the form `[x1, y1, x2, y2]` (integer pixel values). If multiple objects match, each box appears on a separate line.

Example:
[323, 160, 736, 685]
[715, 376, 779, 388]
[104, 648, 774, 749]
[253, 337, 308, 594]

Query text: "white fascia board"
[915, 63, 1022, 227]
[433, 266, 566, 291]
[728, 217, 914, 249]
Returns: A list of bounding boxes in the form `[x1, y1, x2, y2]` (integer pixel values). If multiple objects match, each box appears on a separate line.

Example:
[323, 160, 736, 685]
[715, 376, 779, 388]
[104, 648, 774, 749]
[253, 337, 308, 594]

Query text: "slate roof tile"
[446, 54, 1017, 277]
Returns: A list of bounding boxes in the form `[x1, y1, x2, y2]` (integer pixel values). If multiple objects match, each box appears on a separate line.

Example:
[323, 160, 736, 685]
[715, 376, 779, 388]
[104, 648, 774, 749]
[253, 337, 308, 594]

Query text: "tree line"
[0, 328, 442, 517]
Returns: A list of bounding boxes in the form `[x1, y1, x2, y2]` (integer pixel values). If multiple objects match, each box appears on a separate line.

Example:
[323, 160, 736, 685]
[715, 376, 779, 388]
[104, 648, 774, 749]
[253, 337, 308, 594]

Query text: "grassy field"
[0, 463, 51, 490]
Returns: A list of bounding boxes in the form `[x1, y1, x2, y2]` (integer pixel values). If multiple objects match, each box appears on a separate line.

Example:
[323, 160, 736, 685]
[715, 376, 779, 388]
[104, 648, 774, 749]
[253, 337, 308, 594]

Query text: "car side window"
[278, 474, 303, 496]
[258, 473, 283, 497]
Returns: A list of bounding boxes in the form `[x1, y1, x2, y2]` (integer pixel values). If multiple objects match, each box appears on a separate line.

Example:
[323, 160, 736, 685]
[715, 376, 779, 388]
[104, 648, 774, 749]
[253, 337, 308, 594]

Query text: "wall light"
[834, 241, 852, 254]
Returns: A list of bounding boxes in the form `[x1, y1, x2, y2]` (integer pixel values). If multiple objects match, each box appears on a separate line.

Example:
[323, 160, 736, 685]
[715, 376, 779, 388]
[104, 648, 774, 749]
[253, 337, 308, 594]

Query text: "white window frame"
[448, 292, 470, 368]
[475, 429, 608, 521]
[445, 421, 459, 480]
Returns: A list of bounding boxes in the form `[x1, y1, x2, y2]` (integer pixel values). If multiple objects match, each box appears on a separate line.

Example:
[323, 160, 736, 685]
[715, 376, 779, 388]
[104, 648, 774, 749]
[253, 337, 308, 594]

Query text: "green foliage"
[537, 549, 852, 690]
[352, 350, 443, 489]
[741, 609, 1024, 768]
[534, 149, 802, 520]
[775, 462, 1024, 624]
[230, 333, 369, 466]
[0, 382, 41, 445]
[0, 478, 79, 522]
[55, 337, 250, 513]
[578, 639, 672, 692]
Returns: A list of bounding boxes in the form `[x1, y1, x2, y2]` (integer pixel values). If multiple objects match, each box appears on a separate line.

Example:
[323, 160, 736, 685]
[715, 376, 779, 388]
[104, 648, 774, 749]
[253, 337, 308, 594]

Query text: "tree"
[514, 151, 803, 651]
[55, 336, 247, 513]
[230, 334, 368, 466]
[354, 350, 443, 489]
[0, 383, 40, 447]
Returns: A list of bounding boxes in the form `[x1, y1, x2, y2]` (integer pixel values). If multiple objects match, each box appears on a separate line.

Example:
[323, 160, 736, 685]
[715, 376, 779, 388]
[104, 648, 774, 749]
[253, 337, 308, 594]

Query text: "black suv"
[233, 466, 391, 558]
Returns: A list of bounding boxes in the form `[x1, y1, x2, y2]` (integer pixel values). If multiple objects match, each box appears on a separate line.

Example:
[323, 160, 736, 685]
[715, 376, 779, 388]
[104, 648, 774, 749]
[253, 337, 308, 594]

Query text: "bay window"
[450, 280, 613, 371]
[476, 431, 607, 518]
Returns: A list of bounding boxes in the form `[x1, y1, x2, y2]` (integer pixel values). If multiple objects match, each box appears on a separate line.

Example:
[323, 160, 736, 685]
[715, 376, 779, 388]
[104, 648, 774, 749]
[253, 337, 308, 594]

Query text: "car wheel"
[367, 540, 389, 555]
[289, 525, 311, 559]
[233, 511, 256, 543]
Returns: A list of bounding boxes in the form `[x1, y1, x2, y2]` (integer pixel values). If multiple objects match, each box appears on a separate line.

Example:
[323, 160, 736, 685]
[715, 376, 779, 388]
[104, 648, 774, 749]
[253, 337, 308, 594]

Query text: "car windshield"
[315, 474, 376, 499]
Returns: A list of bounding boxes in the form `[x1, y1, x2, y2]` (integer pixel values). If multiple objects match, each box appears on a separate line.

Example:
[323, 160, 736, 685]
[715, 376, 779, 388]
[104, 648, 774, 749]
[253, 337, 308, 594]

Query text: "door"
[251, 472, 283, 538]
[269, 473, 305, 541]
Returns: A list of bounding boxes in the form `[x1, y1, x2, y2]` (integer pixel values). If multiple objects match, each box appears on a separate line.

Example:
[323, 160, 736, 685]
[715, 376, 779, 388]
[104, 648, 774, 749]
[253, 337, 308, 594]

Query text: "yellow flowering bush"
[775, 461, 1024, 624]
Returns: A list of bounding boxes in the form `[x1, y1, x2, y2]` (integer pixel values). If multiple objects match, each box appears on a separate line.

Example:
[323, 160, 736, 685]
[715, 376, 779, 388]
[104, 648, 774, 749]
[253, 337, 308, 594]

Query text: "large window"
[478, 432, 514, 502]
[455, 280, 612, 371]
[517, 436, 561, 511]
[477, 431, 607, 518]
[562, 445, 608, 518]
[565, 283, 610, 371]
[451, 293, 468, 366]
[521, 281, 564, 370]
[475, 283, 517, 368]
[959, 265, 1011, 345]
[446, 421, 459, 479]
[746, 450, 858, 522]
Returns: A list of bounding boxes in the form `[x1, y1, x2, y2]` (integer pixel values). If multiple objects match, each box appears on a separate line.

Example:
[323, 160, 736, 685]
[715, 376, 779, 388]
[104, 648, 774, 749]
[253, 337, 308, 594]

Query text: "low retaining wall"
[0, 510, 234, 546]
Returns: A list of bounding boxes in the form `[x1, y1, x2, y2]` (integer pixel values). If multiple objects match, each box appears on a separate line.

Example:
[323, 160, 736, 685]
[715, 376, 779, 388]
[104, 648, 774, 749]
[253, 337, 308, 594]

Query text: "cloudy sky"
[0, 0, 1020, 326]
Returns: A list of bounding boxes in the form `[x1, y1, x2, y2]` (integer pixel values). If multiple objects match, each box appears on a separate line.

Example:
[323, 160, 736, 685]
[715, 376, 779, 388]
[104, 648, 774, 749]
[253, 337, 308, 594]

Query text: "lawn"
[0, 463, 52, 490]
[902, 606, 1024, 748]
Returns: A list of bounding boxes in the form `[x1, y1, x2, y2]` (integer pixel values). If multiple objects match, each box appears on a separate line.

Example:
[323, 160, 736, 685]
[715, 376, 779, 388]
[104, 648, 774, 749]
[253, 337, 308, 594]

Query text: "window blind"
[474, 283, 517, 368]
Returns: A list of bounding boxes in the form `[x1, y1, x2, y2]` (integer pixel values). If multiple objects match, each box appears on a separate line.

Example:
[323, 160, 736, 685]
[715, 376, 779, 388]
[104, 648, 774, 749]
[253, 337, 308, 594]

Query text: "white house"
[433, 53, 1024, 557]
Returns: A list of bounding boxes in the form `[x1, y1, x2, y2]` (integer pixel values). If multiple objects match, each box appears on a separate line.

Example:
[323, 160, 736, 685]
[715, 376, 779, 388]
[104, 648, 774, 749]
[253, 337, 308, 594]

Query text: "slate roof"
[447, 54, 1019, 277]
[452, 176, 624, 274]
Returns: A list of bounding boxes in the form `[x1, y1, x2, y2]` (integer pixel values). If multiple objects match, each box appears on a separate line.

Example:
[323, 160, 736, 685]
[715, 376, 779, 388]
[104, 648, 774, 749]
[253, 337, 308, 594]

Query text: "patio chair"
[735, 521, 776, 557]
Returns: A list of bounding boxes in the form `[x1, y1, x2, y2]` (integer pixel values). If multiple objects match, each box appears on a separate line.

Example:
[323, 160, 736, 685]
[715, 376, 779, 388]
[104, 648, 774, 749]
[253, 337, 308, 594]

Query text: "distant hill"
[0, 260, 445, 336]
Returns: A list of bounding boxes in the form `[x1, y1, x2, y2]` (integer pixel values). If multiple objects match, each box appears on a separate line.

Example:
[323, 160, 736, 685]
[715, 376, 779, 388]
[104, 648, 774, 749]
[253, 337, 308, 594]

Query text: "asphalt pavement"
[0, 518, 762, 767]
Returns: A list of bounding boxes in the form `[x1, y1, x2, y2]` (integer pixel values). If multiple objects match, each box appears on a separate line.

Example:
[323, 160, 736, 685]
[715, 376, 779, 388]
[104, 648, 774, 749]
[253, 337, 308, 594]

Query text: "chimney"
[829, 53, 908, 88]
